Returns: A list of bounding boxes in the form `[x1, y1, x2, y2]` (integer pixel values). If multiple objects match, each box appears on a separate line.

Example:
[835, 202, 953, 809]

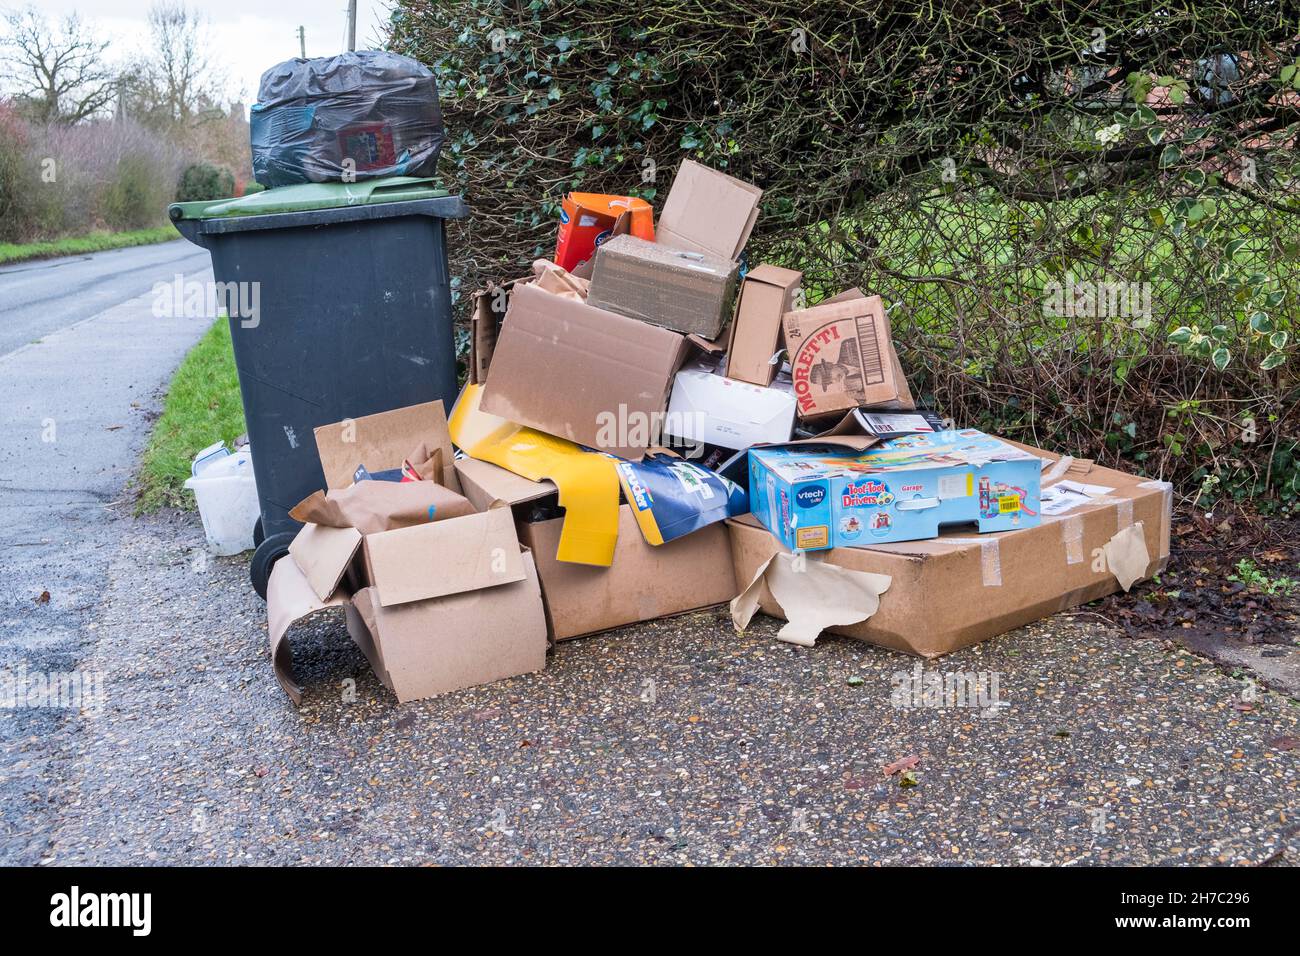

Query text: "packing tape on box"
[449, 384, 621, 566]
[937, 537, 1003, 587]
[731, 551, 892, 647]
[1059, 514, 1085, 564]
[1116, 497, 1134, 531]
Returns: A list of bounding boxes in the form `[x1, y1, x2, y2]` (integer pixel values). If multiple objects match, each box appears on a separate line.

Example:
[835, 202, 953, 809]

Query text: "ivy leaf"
[1260, 351, 1286, 371]
[1249, 312, 1273, 334]
[1211, 347, 1231, 370]
[1159, 145, 1182, 168]
[555, 36, 572, 52]
[1168, 326, 1193, 345]
[1147, 127, 1164, 145]
[1270, 331, 1288, 349]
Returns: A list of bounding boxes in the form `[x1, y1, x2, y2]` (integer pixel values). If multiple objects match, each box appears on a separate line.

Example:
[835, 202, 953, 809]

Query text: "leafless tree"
[136, 1, 224, 127]
[0, 7, 117, 124]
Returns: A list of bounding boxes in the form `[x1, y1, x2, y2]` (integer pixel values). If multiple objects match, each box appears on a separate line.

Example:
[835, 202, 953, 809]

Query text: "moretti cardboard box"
[729, 445, 1173, 658]
[587, 160, 763, 339]
[266, 402, 548, 704]
[725, 264, 803, 385]
[587, 234, 738, 338]
[455, 457, 738, 641]
[783, 289, 913, 418]
[480, 281, 690, 459]
[748, 430, 1042, 550]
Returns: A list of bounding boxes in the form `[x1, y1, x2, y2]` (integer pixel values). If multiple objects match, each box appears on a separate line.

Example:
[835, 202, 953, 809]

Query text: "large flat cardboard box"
[587, 234, 738, 338]
[728, 446, 1172, 657]
[725, 264, 803, 385]
[480, 282, 689, 459]
[266, 401, 548, 704]
[521, 506, 738, 640]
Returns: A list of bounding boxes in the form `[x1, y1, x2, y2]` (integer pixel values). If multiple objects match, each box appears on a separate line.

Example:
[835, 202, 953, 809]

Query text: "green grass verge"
[136, 317, 245, 513]
[0, 226, 179, 265]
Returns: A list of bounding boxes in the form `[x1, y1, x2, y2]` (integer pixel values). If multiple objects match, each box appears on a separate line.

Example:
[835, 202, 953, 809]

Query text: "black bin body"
[172, 195, 468, 543]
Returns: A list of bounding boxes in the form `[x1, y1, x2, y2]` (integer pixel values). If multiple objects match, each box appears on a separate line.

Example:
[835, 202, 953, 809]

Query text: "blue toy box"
[748, 429, 1042, 551]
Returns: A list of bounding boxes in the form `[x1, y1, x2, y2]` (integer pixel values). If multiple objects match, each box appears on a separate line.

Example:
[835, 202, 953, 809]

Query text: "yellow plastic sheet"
[449, 384, 621, 566]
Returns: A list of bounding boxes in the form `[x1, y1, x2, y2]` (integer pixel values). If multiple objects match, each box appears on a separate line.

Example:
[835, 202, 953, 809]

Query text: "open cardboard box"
[729, 443, 1172, 657]
[586, 161, 763, 339]
[725, 264, 803, 386]
[480, 282, 691, 459]
[456, 456, 737, 641]
[266, 401, 548, 705]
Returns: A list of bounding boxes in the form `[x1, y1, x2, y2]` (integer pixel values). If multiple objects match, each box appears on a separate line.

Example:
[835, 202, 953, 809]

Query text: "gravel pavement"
[22, 509, 1299, 867]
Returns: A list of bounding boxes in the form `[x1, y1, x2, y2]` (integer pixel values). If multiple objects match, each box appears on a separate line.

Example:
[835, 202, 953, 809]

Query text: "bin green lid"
[169, 176, 450, 220]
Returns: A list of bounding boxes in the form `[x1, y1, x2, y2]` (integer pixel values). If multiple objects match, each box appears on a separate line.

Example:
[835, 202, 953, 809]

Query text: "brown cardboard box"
[522, 507, 737, 640]
[725, 264, 803, 385]
[728, 446, 1172, 657]
[455, 456, 737, 640]
[655, 159, 763, 260]
[265, 401, 548, 705]
[783, 292, 913, 418]
[587, 234, 739, 338]
[480, 282, 690, 459]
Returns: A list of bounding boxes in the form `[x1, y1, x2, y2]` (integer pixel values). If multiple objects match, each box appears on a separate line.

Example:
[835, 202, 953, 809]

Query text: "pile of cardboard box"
[266, 160, 1173, 705]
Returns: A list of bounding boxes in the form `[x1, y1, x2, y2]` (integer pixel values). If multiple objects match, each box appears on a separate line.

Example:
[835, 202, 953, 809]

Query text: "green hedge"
[390, 1, 1300, 510]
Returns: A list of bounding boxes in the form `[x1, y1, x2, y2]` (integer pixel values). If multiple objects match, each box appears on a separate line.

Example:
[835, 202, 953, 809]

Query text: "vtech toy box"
[748, 429, 1042, 551]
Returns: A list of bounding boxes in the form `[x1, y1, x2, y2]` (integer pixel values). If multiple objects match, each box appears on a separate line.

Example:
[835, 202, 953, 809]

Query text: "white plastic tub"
[184, 443, 260, 555]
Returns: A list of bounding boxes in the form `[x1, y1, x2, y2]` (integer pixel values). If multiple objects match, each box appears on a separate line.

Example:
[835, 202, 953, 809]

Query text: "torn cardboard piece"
[479, 282, 689, 459]
[266, 556, 349, 706]
[1103, 520, 1150, 592]
[450, 383, 621, 566]
[731, 551, 891, 647]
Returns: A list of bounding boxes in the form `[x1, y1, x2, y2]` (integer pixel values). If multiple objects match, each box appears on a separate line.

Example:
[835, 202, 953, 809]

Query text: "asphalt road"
[0, 239, 210, 357]
[0, 239, 214, 863]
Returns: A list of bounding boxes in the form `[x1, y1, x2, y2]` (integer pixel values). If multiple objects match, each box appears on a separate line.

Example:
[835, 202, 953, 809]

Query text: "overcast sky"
[17, 0, 395, 108]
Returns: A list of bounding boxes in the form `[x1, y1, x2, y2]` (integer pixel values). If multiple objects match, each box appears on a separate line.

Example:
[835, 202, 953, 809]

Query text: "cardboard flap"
[454, 457, 557, 510]
[266, 556, 349, 706]
[314, 400, 460, 492]
[365, 507, 527, 607]
[289, 523, 363, 602]
[657, 160, 763, 260]
[479, 282, 688, 459]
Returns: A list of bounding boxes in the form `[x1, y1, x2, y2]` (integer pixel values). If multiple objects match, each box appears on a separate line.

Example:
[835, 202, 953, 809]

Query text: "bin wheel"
[253, 516, 265, 548]
[250, 532, 295, 601]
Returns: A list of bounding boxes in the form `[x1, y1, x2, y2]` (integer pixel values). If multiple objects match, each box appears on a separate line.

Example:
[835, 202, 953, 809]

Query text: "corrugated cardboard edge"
[266, 557, 349, 706]
[289, 523, 362, 602]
